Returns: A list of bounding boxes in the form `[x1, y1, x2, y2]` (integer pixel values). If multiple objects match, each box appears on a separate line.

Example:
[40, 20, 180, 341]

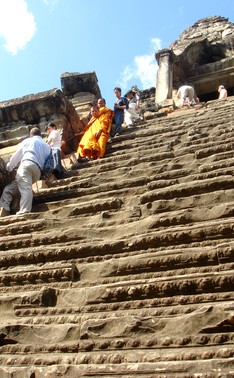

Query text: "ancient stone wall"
[0, 72, 102, 163]
[61, 71, 101, 98]
[156, 16, 234, 103]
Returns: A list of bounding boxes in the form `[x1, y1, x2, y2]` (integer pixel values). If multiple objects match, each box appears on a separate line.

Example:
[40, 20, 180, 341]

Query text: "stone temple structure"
[155, 16, 234, 103]
[0, 15, 233, 378]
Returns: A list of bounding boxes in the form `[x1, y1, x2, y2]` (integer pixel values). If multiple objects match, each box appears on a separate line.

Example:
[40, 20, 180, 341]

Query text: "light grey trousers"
[0, 161, 41, 213]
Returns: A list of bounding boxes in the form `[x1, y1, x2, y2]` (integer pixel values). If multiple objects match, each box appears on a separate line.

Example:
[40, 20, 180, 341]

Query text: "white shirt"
[177, 85, 194, 99]
[7, 135, 51, 171]
[219, 88, 227, 100]
[47, 129, 61, 149]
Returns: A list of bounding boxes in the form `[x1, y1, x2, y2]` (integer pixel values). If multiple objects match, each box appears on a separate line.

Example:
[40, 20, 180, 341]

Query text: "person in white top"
[218, 85, 228, 100]
[124, 90, 142, 127]
[177, 85, 197, 108]
[45, 122, 64, 179]
[0, 127, 51, 216]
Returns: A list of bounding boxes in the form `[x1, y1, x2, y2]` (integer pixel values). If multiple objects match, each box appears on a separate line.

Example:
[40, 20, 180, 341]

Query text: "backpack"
[40, 151, 55, 180]
[0, 157, 16, 196]
[120, 96, 129, 109]
[124, 96, 129, 109]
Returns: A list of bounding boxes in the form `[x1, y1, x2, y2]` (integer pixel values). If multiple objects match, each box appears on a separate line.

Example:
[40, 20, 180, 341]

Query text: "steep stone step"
[140, 176, 234, 203]
[0, 344, 233, 377]
[0, 213, 234, 260]
[0, 238, 233, 287]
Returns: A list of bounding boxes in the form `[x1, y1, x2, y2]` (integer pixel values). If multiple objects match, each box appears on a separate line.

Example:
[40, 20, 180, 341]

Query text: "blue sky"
[0, 0, 233, 108]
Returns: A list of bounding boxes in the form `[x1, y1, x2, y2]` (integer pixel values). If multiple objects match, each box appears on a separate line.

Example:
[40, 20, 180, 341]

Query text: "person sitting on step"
[77, 102, 114, 160]
[218, 85, 228, 100]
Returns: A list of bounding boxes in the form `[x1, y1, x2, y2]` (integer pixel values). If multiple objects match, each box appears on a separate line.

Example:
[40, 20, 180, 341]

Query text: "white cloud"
[0, 0, 36, 55]
[118, 37, 162, 92]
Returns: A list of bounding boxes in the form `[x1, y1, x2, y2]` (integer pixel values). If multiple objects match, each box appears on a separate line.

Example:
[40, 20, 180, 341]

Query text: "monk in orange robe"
[78, 100, 114, 160]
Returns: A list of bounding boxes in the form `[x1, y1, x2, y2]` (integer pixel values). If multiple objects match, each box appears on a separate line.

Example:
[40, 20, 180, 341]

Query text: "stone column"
[155, 49, 173, 104]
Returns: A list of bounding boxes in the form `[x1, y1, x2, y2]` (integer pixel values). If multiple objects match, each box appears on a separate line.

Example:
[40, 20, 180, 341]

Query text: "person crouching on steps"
[0, 127, 51, 216]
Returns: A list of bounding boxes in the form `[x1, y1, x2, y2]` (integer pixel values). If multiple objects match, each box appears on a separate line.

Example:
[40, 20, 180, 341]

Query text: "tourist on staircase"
[177, 85, 198, 108]
[0, 127, 51, 216]
[77, 101, 114, 160]
[45, 122, 64, 179]
[124, 89, 142, 127]
[113, 87, 128, 137]
[218, 85, 228, 100]
[97, 98, 114, 155]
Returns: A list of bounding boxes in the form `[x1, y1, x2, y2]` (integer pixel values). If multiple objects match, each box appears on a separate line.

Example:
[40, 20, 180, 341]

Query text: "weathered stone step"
[33, 175, 149, 206]
[0, 237, 126, 264]
[35, 127, 233, 191]
[35, 197, 124, 219]
[0, 245, 232, 288]
[0, 219, 231, 266]
[0, 334, 233, 358]
[12, 298, 234, 324]
[0, 261, 79, 287]
[195, 142, 234, 160]
[1, 247, 234, 304]
[133, 114, 233, 143]
[77, 256, 234, 285]
[114, 121, 233, 156]
[0, 346, 233, 377]
[96, 144, 233, 179]
[0, 217, 234, 263]
[32, 167, 234, 214]
[199, 156, 234, 173]
[140, 176, 234, 203]
[34, 167, 234, 214]
[143, 198, 234, 226]
[80, 291, 234, 315]
[0, 216, 55, 238]
[77, 273, 234, 307]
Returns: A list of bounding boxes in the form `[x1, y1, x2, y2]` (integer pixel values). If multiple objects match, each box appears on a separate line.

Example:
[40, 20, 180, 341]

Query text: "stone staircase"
[0, 97, 233, 377]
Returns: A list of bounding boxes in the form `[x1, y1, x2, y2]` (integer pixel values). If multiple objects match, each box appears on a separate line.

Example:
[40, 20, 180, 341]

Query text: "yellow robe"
[78, 107, 114, 159]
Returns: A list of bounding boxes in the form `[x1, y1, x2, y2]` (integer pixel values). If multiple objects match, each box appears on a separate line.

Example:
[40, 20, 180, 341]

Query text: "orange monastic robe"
[78, 107, 114, 159]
